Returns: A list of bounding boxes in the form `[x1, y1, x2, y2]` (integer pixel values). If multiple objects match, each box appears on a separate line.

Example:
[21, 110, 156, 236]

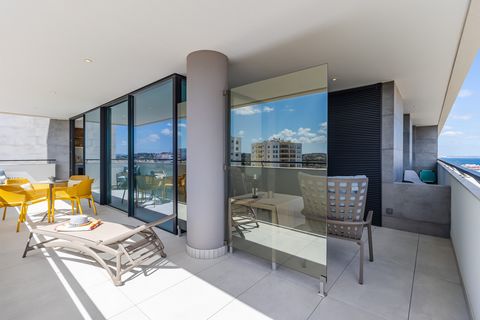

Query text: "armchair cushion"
[68, 179, 82, 187]
[20, 183, 34, 191]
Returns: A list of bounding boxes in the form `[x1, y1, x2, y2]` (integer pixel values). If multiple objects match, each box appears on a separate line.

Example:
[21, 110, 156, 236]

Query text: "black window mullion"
[127, 95, 135, 217]
[172, 75, 180, 235]
[99, 107, 108, 205]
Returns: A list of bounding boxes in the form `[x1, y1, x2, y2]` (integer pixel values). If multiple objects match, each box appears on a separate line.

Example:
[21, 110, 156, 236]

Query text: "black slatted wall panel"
[328, 83, 382, 226]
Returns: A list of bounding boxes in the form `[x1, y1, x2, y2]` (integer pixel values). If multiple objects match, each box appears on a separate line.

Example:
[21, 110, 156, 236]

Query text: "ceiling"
[0, 0, 474, 125]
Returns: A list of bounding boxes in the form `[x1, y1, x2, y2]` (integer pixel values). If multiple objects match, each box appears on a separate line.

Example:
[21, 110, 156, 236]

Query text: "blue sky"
[112, 119, 187, 156]
[439, 51, 480, 157]
[231, 92, 328, 154]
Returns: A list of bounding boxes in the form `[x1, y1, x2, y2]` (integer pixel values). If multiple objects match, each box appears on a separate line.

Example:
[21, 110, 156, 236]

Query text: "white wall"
[438, 162, 480, 319]
[2, 163, 56, 181]
[0, 113, 69, 179]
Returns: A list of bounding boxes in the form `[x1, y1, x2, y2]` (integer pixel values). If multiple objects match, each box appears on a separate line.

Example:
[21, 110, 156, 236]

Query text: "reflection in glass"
[229, 65, 328, 280]
[177, 78, 187, 231]
[108, 101, 129, 211]
[85, 109, 101, 200]
[133, 79, 175, 232]
[73, 117, 84, 175]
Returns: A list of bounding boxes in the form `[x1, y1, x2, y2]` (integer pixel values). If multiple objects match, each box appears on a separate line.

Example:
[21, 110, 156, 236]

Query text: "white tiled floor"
[0, 202, 470, 320]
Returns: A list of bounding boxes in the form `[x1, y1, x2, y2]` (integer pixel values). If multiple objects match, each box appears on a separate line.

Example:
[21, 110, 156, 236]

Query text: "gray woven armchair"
[298, 172, 374, 284]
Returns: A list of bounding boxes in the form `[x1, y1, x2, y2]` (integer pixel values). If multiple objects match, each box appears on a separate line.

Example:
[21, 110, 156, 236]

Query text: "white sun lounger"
[23, 215, 174, 286]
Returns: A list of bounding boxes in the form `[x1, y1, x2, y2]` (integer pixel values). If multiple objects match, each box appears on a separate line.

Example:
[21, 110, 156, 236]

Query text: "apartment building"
[251, 140, 302, 167]
[230, 137, 242, 163]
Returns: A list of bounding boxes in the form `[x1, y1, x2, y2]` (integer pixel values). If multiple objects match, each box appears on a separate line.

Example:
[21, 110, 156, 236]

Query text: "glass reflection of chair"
[135, 175, 150, 206]
[135, 174, 162, 207]
[116, 170, 128, 203]
[230, 167, 259, 235]
[178, 174, 187, 202]
[161, 176, 173, 202]
[298, 172, 374, 284]
[148, 174, 163, 206]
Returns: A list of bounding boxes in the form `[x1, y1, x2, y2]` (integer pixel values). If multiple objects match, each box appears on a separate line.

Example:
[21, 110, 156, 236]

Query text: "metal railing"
[438, 159, 480, 184]
[0, 159, 56, 164]
[230, 160, 326, 168]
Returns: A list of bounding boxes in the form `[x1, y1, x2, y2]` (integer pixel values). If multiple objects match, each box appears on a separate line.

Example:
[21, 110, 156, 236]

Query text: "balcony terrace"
[1, 1, 480, 319]
[0, 184, 471, 320]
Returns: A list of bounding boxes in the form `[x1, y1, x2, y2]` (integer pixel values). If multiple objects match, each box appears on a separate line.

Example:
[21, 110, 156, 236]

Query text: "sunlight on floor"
[0, 200, 469, 320]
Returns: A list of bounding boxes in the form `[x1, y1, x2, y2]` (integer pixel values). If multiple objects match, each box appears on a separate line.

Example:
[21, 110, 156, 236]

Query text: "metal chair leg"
[90, 196, 97, 215]
[358, 240, 364, 284]
[76, 198, 84, 214]
[367, 224, 374, 262]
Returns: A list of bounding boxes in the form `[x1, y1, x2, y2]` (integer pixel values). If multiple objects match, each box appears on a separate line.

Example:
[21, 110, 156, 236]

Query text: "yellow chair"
[53, 175, 91, 213]
[5, 178, 30, 185]
[0, 185, 26, 223]
[0, 185, 48, 232]
[51, 179, 97, 221]
[70, 175, 89, 181]
[4, 177, 49, 195]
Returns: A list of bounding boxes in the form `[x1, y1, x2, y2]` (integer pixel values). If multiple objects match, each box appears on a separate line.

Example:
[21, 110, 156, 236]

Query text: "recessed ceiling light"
[332, 78, 337, 82]
[84, 58, 93, 63]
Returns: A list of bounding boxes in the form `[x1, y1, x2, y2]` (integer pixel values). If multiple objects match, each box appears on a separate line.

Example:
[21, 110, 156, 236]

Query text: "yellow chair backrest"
[5, 178, 30, 185]
[70, 175, 89, 181]
[76, 179, 94, 197]
[0, 186, 25, 205]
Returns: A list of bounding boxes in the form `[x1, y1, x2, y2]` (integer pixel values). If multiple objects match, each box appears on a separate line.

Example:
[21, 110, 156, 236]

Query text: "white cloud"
[234, 106, 261, 116]
[121, 140, 127, 146]
[318, 122, 327, 134]
[234, 105, 276, 116]
[458, 89, 473, 98]
[452, 114, 472, 121]
[178, 123, 186, 128]
[268, 127, 327, 144]
[238, 130, 245, 137]
[161, 128, 172, 136]
[298, 127, 316, 138]
[251, 137, 263, 143]
[263, 106, 274, 112]
[269, 129, 296, 140]
[441, 130, 463, 137]
[147, 134, 160, 142]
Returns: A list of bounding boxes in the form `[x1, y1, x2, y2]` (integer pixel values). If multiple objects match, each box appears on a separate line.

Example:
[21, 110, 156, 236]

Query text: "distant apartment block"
[230, 137, 242, 162]
[251, 140, 302, 167]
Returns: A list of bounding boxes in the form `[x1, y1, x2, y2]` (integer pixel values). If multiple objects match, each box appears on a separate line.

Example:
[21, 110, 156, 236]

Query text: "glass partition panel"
[107, 101, 129, 211]
[133, 79, 175, 232]
[85, 109, 101, 200]
[229, 65, 328, 280]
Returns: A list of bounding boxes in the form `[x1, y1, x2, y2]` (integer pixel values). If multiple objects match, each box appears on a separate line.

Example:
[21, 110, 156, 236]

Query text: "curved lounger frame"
[23, 215, 175, 286]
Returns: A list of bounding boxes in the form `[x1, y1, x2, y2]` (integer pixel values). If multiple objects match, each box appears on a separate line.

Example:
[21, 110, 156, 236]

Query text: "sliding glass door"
[107, 101, 129, 211]
[133, 79, 176, 232]
[85, 109, 101, 200]
[70, 74, 185, 234]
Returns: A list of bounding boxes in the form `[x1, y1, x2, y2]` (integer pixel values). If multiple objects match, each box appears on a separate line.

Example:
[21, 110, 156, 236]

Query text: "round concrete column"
[186, 50, 228, 259]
